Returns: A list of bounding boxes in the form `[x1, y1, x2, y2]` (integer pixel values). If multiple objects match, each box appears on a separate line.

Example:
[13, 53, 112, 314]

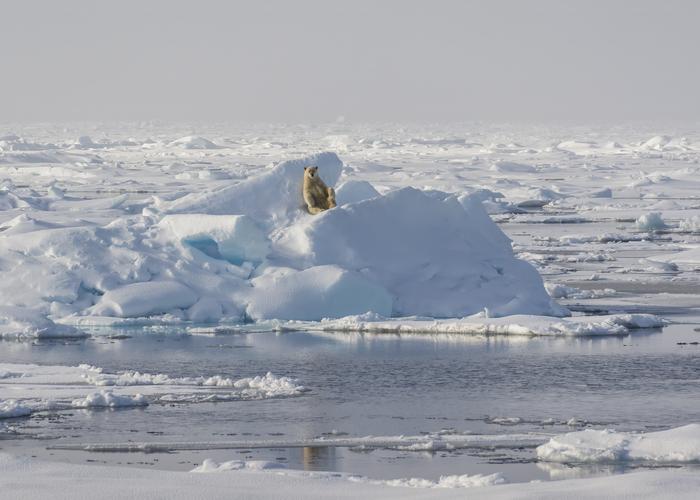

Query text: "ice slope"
[158, 151, 343, 225]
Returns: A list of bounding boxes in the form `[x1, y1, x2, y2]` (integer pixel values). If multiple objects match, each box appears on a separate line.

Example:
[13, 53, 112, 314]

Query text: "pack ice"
[0, 151, 566, 334]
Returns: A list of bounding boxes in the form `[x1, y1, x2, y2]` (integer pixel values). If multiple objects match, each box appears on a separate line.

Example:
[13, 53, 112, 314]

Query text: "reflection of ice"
[537, 461, 627, 480]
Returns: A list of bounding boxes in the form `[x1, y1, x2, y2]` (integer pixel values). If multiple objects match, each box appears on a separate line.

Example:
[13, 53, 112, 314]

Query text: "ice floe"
[282, 313, 665, 337]
[537, 424, 700, 464]
[0, 363, 306, 418]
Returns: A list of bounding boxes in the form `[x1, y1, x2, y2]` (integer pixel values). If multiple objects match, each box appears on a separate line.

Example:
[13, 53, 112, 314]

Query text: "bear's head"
[304, 166, 318, 179]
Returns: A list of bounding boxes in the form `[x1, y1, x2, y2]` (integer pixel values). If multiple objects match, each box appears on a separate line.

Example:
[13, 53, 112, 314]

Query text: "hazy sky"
[2, 0, 699, 123]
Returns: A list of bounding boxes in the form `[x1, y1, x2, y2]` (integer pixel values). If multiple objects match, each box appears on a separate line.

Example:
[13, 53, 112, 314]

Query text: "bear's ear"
[304, 167, 308, 171]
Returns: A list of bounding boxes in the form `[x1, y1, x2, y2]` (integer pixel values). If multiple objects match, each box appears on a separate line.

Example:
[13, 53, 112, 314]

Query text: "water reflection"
[301, 446, 337, 471]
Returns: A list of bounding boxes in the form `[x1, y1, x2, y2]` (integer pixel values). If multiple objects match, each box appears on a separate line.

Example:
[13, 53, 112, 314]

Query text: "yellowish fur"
[303, 166, 336, 214]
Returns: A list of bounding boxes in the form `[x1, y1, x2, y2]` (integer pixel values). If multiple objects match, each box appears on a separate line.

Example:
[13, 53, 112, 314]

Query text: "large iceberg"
[0, 151, 566, 327]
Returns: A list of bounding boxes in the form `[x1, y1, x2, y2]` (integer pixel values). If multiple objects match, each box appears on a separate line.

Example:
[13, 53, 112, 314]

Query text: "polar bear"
[303, 166, 336, 214]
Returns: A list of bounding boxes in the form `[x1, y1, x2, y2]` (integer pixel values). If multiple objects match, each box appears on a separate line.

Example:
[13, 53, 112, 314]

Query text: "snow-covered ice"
[537, 424, 700, 464]
[1, 141, 569, 327]
[0, 362, 306, 418]
[285, 312, 665, 336]
[71, 391, 148, 409]
[193, 458, 506, 489]
[1, 453, 700, 500]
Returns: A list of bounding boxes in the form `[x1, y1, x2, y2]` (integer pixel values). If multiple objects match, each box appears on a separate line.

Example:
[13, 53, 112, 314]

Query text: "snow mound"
[92, 281, 198, 318]
[334, 180, 381, 205]
[71, 391, 148, 408]
[168, 136, 220, 149]
[275, 187, 564, 317]
[160, 152, 343, 226]
[158, 214, 269, 265]
[247, 265, 393, 321]
[537, 424, 700, 463]
[636, 212, 667, 231]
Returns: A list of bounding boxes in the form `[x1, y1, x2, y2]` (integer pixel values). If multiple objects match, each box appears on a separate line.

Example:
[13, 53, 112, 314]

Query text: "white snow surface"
[193, 458, 506, 489]
[1, 453, 700, 500]
[537, 424, 700, 464]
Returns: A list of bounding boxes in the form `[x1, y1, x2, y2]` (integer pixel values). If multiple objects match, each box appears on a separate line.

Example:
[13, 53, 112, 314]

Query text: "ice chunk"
[158, 214, 269, 265]
[335, 180, 381, 205]
[0, 399, 32, 419]
[679, 215, 700, 233]
[71, 391, 148, 408]
[246, 265, 393, 321]
[636, 212, 667, 231]
[275, 188, 564, 318]
[545, 283, 616, 300]
[0, 306, 85, 339]
[92, 281, 198, 318]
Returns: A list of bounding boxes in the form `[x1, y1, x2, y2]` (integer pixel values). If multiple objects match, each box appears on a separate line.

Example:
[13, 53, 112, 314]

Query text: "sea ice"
[71, 391, 148, 409]
[537, 424, 700, 464]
